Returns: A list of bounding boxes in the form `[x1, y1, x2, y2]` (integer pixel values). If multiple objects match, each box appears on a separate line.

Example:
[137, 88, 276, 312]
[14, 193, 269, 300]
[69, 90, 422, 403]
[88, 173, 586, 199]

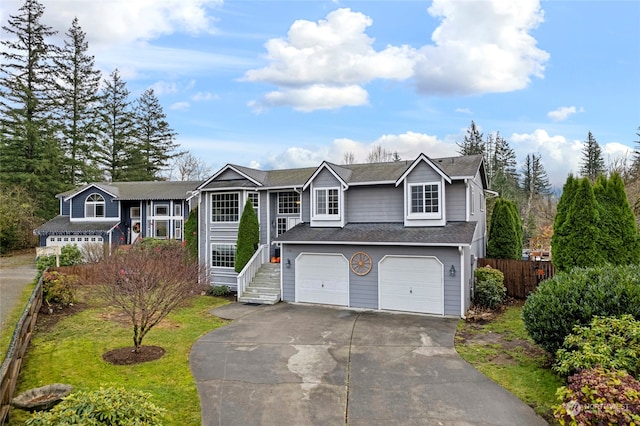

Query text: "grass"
[455, 303, 564, 421]
[0, 281, 37, 359]
[8, 286, 229, 425]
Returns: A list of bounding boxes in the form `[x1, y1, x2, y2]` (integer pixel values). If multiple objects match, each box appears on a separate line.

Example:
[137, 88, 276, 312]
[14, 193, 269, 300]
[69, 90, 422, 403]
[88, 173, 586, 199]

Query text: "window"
[85, 193, 105, 218]
[174, 220, 183, 240]
[211, 244, 236, 268]
[470, 186, 475, 214]
[278, 192, 300, 214]
[315, 188, 339, 216]
[131, 207, 141, 219]
[155, 220, 169, 238]
[212, 193, 239, 222]
[248, 192, 259, 217]
[277, 217, 288, 236]
[409, 183, 440, 217]
[174, 203, 182, 217]
[155, 204, 169, 216]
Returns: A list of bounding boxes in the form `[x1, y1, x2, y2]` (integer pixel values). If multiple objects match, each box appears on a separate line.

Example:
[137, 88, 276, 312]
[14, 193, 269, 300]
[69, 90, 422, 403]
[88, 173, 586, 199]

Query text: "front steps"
[237, 263, 281, 305]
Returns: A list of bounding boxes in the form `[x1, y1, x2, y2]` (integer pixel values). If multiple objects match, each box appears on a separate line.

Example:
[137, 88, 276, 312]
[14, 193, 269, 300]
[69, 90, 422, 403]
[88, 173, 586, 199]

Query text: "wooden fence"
[0, 276, 43, 425]
[50, 264, 101, 285]
[477, 258, 555, 299]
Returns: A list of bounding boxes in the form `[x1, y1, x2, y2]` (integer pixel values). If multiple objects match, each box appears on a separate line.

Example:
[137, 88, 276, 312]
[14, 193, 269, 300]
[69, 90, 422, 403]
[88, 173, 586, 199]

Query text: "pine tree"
[457, 120, 484, 156]
[555, 178, 605, 271]
[132, 88, 180, 180]
[489, 133, 520, 201]
[580, 131, 606, 182]
[235, 199, 259, 273]
[53, 17, 103, 185]
[487, 198, 522, 259]
[95, 69, 136, 181]
[594, 173, 640, 265]
[630, 126, 640, 181]
[0, 0, 65, 218]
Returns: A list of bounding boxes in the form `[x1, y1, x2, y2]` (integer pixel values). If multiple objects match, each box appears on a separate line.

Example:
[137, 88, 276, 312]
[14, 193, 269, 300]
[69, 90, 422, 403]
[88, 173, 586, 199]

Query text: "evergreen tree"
[487, 198, 522, 259]
[630, 126, 640, 181]
[95, 69, 136, 181]
[132, 88, 180, 180]
[184, 207, 198, 261]
[520, 153, 551, 245]
[551, 175, 577, 270]
[235, 199, 260, 273]
[580, 131, 606, 182]
[0, 0, 65, 218]
[594, 173, 640, 265]
[554, 177, 605, 271]
[489, 133, 520, 201]
[53, 17, 103, 185]
[457, 120, 484, 156]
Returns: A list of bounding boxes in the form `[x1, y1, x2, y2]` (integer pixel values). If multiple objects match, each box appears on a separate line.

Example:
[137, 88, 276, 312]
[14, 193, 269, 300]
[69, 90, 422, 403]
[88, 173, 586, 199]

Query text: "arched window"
[85, 193, 105, 218]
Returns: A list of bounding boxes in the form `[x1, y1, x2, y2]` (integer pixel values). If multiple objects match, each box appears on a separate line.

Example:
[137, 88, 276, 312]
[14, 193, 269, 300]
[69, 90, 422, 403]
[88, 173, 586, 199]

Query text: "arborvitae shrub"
[235, 199, 259, 273]
[522, 264, 640, 354]
[473, 266, 506, 309]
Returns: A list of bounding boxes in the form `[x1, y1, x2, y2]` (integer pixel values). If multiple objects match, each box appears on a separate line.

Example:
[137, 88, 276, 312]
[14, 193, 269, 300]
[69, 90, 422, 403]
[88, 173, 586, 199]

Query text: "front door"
[130, 207, 141, 243]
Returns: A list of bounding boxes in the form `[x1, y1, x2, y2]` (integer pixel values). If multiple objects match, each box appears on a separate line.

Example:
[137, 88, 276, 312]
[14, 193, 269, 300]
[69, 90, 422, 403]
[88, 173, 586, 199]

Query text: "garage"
[379, 256, 444, 315]
[296, 253, 349, 306]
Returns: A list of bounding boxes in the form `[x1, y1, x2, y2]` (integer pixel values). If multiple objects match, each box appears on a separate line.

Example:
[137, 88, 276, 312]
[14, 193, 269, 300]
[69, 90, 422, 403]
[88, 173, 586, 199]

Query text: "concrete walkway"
[0, 254, 37, 337]
[190, 303, 546, 426]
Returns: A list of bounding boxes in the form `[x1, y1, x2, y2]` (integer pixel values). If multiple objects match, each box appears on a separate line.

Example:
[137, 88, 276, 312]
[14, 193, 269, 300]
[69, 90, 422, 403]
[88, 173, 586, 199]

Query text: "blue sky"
[2, 0, 639, 188]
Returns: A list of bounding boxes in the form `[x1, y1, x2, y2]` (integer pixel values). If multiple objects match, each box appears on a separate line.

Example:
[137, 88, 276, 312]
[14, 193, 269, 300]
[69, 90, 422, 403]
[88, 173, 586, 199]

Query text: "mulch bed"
[102, 346, 166, 365]
[37, 302, 89, 332]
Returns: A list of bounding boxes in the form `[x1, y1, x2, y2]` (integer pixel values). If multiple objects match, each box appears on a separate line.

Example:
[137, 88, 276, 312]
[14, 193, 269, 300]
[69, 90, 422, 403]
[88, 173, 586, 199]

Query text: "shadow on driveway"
[190, 303, 546, 426]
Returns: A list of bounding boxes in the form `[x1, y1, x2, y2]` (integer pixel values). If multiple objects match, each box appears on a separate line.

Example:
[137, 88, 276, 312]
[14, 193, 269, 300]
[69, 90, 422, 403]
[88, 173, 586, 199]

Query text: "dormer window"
[85, 193, 105, 218]
[314, 188, 339, 216]
[408, 183, 441, 219]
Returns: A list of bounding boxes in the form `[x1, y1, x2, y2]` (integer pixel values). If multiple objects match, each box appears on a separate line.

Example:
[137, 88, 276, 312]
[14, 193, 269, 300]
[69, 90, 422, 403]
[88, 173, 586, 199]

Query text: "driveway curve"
[190, 303, 546, 426]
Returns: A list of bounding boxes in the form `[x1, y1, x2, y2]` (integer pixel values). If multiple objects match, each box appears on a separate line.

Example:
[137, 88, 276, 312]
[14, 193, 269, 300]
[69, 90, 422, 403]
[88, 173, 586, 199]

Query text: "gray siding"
[346, 185, 403, 223]
[281, 243, 462, 316]
[70, 188, 119, 219]
[446, 182, 466, 221]
[301, 190, 311, 222]
[258, 191, 268, 244]
[313, 169, 340, 188]
[406, 162, 441, 184]
[217, 169, 244, 181]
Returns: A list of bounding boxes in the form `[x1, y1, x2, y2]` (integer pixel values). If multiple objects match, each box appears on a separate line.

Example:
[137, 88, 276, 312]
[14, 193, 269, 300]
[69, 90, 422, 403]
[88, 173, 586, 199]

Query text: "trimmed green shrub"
[208, 285, 232, 297]
[37, 245, 83, 272]
[184, 207, 198, 261]
[553, 367, 640, 425]
[487, 198, 522, 260]
[522, 264, 640, 354]
[235, 199, 259, 273]
[26, 387, 166, 425]
[42, 270, 77, 306]
[554, 315, 640, 378]
[473, 266, 506, 309]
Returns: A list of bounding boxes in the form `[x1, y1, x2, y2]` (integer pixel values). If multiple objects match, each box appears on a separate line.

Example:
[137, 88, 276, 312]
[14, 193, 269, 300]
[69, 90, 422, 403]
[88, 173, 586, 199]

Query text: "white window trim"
[312, 187, 341, 220]
[407, 182, 442, 220]
[210, 243, 236, 269]
[211, 192, 240, 223]
[154, 203, 170, 217]
[277, 191, 300, 215]
[84, 193, 106, 219]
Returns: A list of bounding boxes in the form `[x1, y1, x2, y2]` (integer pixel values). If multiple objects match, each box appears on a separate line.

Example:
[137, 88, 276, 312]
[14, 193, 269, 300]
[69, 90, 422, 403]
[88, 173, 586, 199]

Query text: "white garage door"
[46, 235, 103, 250]
[296, 253, 349, 306]
[379, 256, 443, 315]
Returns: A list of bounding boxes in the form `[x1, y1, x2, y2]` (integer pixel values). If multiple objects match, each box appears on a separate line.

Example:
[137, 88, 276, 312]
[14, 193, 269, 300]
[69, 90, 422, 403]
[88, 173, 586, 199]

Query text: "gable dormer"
[303, 162, 348, 228]
[396, 154, 451, 227]
[64, 184, 119, 222]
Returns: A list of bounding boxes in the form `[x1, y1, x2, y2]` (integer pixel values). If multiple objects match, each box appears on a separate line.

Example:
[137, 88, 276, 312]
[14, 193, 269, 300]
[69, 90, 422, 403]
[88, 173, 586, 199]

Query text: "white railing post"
[236, 244, 268, 298]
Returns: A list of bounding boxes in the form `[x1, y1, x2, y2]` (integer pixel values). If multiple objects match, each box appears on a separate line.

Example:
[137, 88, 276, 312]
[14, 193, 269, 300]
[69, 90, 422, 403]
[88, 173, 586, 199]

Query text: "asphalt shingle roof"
[34, 216, 120, 235]
[59, 181, 202, 201]
[275, 222, 478, 246]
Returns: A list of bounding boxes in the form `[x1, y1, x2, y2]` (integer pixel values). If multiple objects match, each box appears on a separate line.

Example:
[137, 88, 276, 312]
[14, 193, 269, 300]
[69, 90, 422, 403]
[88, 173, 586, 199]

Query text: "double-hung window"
[278, 192, 299, 214]
[211, 193, 239, 222]
[85, 193, 105, 218]
[314, 188, 339, 216]
[409, 183, 441, 219]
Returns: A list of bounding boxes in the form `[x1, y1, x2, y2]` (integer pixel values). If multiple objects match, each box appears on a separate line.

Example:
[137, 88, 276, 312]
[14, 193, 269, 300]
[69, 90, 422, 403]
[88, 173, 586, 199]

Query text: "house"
[34, 181, 200, 253]
[196, 153, 490, 317]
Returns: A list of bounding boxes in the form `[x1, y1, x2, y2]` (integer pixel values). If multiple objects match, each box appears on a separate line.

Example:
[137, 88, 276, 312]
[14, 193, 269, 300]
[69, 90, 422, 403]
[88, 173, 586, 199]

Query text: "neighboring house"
[196, 153, 490, 317]
[34, 181, 200, 252]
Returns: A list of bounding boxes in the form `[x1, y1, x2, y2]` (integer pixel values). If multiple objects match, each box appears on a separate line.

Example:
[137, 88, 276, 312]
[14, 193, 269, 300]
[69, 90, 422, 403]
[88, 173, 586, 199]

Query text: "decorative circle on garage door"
[350, 251, 372, 276]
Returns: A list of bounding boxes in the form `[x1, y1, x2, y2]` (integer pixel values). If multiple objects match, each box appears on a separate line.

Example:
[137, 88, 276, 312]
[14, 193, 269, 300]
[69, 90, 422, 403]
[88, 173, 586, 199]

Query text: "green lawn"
[455, 304, 563, 422]
[0, 282, 36, 359]
[9, 286, 229, 425]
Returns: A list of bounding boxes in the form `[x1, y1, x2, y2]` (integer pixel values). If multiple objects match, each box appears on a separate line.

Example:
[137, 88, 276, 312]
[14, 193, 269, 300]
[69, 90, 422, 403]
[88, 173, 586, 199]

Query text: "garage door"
[296, 253, 349, 306]
[379, 256, 443, 314]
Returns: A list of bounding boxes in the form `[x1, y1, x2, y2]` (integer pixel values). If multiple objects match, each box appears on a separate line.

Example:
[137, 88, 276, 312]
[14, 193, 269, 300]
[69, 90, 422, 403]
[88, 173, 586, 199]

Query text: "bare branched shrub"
[81, 242, 106, 264]
[98, 241, 206, 352]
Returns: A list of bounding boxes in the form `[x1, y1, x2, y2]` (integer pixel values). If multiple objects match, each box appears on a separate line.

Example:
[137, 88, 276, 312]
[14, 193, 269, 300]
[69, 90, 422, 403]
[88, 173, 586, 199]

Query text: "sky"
[1, 0, 639, 189]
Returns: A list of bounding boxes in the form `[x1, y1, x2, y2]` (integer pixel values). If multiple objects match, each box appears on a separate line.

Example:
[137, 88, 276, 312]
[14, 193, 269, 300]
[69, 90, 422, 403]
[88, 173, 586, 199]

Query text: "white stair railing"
[236, 244, 269, 298]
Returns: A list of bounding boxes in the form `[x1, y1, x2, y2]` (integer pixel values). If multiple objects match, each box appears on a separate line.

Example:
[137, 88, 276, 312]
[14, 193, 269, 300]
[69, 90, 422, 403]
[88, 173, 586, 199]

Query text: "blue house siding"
[70, 187, 119, 219]
[346, 185, 403, 223]
[281, 243, 462, 315]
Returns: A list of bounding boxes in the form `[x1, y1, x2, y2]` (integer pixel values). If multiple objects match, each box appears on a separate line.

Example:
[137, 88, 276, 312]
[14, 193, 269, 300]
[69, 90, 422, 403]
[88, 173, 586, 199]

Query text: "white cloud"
[250, 84, 369, 112]
[244, 1, 548, 110]
[151, 81, 180, 95]
[170, 101, 191, 111]
[191, 92, 220, 101]
[547, 106, 583, 122]
[456, 108, 472, 114]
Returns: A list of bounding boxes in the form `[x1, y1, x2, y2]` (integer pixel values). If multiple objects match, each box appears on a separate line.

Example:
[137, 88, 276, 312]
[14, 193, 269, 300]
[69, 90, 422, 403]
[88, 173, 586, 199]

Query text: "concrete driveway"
[190, 303, 546, 426]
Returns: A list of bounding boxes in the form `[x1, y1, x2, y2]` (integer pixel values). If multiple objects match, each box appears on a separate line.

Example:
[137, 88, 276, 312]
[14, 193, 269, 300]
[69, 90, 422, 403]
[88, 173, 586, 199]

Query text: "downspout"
[459, 245, 465, 318]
